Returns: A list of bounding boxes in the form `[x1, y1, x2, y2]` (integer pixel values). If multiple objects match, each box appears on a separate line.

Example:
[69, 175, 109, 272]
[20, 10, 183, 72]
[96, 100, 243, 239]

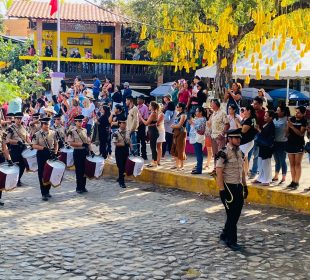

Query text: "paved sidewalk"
[0, 170, 309, 279]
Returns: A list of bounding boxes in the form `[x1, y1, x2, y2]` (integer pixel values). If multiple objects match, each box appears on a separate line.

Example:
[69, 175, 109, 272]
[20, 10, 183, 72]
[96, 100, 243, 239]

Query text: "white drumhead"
[60, 147, 73, 153]
[86, 156, 104, 163]
[128, 156, 144, 164]
[0, 164, 19, 174]
[47, 160, 66, 168]
[22, 148, 37, 158]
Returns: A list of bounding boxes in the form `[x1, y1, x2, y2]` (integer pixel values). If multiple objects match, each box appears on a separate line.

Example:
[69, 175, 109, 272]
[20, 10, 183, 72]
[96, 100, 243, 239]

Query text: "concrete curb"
[103, 162, 310, 214]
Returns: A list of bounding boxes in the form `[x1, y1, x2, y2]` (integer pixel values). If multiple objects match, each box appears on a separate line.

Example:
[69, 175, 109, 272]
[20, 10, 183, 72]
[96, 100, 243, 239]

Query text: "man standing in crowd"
[208, 99, 230, 176]
[216, 128, 248, 251]
[137, 95, 148, 160]
[5, 112, 30, 186]
[122, 82, 132, 116]
[249, 96, 266, 179]
[31, 117, 58, 201]
[67, 115, 94, 194]
[126, 96, 139, 156]
[92, 75, 101, 100]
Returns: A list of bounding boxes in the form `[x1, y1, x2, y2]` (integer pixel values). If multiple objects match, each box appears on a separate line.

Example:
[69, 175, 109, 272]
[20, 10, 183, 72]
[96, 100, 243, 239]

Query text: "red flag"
[49, 0, 58, 16]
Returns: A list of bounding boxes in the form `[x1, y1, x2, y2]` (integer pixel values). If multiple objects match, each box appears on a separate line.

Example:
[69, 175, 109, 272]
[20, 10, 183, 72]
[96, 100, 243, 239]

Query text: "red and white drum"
[43, 160, 66, 187]
[22, 148, 38, 172]
[58, 147, 74, 167]
[85, 156, 104, 179]
[0, 163, 19, 191]
[125, 156, 144, 177]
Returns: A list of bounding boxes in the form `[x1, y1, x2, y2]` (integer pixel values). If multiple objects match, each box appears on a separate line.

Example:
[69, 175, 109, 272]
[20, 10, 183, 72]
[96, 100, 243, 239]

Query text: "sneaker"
[286, 182, 295, 189]
[248, 174, 256, 180]
[290, 182, 299, 190]
[76, 190, 84, 194]
[227, 242, 241, 251]
[82, 188, 88, 193]
[119, 184, 126, 188]
[42, 196, 48, 201]
[46, 194, 52, 198]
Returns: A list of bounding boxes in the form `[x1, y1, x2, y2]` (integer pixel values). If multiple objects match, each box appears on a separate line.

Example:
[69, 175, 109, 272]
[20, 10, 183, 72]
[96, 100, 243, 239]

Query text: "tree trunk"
[214, 46, 235, 99]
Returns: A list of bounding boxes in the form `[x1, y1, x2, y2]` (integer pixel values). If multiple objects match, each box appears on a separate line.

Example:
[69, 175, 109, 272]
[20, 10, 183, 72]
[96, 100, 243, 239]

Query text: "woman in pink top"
[178, 80, 191, 105]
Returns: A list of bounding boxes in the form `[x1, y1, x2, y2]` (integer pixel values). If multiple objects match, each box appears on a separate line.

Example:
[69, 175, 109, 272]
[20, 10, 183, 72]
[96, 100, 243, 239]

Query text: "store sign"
[60, 23, 97, 33]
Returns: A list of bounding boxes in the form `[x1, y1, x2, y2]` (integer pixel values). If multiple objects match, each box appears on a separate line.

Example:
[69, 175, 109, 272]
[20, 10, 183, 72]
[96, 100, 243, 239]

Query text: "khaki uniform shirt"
[32, 129, 58, 150]
[67, 127, 89, 150]
[29, 123, 41, 139]
[5, 124, 29, 144]
[113, 129, 131, 147]
[216, 143, 243, 184]
[52, 124, 66, 141]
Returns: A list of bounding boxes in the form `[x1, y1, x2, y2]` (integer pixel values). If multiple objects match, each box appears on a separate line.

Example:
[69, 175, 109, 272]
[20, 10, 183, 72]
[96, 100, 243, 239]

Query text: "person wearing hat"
[257, 88, 268, 109]
[5, 112, 31, 186]
[29, 113, 41, 140]
[112, 116, 131, 188]
[0, 127, 14, 206]
[67, 115, 95, 194]
[51, 114, 66, 149]
[31, 117, 59, 201]
[215, 128, 248, 251]
[137, 95, 148, 160]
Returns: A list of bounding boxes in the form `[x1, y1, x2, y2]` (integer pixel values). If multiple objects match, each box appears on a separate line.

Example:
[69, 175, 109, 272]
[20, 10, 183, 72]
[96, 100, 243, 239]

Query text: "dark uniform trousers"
[73, 149, 87, 191]
[137, 123, 147, 159]
[37, 150, 52, 196]
[10, 145, 26, 182]
[115, 146, 129, 185]
[220, 183, 244, 244]
[0, 154, 5, 199]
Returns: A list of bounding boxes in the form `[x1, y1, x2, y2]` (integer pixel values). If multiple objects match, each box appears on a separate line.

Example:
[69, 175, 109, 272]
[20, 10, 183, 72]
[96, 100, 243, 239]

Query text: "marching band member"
[51, 114, 66, 149]
[67, 115, 94, 194]
[29, 113, 41, 140]
[5, 112, 30, 186]
[112, 116, 131, 188]
[31, 117, 58, 201]
[0, 127, 13, 206]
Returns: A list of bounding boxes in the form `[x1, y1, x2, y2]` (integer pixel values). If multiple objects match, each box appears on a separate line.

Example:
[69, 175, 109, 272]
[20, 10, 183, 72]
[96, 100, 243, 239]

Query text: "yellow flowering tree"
[131, 0, 310, 96]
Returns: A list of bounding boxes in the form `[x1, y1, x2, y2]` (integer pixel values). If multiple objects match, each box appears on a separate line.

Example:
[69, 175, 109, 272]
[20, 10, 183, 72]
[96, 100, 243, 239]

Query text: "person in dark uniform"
[112, 116, 131, 188]
[216, 128, 248, 251]
[5, 112, 30, 186]
[51, 114, 66, 149]
[67, 115, 94, 194]
[31, 117, 58, 201]
[0, 128, 14, 206]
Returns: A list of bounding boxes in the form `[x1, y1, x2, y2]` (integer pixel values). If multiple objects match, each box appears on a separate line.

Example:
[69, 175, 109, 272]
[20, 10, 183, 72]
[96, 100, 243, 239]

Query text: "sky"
[1, 0, 100, 16]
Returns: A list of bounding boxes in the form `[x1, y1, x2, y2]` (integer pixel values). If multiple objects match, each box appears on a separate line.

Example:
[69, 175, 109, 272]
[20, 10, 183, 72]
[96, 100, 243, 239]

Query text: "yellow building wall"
[35, 31, 112, 59]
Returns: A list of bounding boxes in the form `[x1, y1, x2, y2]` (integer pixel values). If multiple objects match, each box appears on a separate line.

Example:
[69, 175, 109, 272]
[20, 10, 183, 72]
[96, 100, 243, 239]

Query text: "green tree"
[130, 0, 310, 96]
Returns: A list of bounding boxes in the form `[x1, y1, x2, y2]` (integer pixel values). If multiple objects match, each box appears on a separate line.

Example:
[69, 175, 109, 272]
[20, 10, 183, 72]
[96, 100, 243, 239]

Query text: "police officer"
[0, 127, 14, 206]
[112, 116, 131, 188]
[216, 128, 248, 251]
[29, 113, 41, 140]
[51, 114, 66, 149]
[67, 115, 94, 194]
[31, 117, 58, 201]
[5, 112, 30, 186]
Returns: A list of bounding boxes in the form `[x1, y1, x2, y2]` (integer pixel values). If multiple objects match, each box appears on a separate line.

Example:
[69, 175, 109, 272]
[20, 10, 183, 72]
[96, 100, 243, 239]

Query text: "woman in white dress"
[156, 105, 166, 166]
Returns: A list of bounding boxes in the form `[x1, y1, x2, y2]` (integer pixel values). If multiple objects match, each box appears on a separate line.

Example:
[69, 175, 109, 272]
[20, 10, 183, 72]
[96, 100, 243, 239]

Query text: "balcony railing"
[19, 56, 195, 83]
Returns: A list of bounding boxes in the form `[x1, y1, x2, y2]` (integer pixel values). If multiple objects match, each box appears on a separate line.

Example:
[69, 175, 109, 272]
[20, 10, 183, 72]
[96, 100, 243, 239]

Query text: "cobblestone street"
[0, 171, 309, 280]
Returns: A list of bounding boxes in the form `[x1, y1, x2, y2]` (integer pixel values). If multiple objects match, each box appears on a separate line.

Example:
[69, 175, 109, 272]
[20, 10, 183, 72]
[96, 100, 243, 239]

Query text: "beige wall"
[3, 19, 33, 37]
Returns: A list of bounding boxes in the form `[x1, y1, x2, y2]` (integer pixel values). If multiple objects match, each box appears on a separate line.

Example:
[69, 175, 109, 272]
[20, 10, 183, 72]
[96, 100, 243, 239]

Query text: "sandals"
[170, 166, 178, 170]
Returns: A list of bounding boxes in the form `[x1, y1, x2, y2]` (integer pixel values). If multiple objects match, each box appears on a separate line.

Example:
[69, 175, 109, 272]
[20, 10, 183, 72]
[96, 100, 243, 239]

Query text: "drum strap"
[41, 131, 52, 150]
[12, 125, 28, 143]
[76, 129, 88, 145]
[119, 131, 129, 146]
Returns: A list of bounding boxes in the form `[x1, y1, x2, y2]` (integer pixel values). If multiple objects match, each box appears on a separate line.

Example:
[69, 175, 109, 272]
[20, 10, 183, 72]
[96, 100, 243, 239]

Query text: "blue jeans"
[248, 143, 259, 175]
[130, 131, 138, 156]
[194, 142, 203, 173]
[273, 142, 287, 175]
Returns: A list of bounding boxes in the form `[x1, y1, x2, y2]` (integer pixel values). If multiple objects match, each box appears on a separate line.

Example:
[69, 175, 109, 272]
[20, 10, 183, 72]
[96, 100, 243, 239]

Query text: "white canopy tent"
[195, 39, 310, 104]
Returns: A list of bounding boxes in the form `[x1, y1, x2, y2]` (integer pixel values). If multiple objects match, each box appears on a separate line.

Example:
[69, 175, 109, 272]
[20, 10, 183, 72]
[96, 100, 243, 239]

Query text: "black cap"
[6, 113, 15, 117]
[137, 95, 145, 100]
[14, 112, 23, 118]
[32, 113, 40, 118]
[53, 114, 61, 119]
[40, 117, 51, 124]
[74, 115, 84, 121]
[226, 128, 242, 138]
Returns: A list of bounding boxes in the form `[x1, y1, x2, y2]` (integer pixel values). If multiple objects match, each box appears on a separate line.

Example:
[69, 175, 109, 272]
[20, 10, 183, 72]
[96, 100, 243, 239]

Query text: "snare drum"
[22, 148, 38, 172]
[0, 163, 19, 191]
[85, 156, 104, 179]
[43, 160, 66, 187]
[125, 156, 144, 177]
[58, 147, 74, 167]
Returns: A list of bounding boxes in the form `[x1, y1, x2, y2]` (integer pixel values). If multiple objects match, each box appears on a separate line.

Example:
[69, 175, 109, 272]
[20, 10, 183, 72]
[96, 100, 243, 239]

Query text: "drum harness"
[117, 131, 140, 156]
[11, 125, 30, 150]
[75, 129, 92, 156]
[54, 126, 69, 148]
[40, 131, 57, 161]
